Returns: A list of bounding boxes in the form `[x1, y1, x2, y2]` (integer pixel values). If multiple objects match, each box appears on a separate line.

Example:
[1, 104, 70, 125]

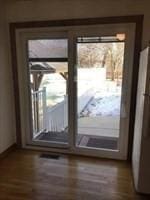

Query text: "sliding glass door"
[71, 24, 135, 159]
[76, 36, 125, 151]
[16, 23, 135, 159]
[28, 38, 69, 146]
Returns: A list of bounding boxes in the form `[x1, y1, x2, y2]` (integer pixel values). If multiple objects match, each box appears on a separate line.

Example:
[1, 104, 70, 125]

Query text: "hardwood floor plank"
[0, 150, 149, 200]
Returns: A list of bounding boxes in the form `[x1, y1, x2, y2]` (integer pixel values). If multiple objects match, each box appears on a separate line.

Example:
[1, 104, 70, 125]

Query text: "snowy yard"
[40, 68, 122, 117]
[80, 93, 121, 117]
[78, 68, 121, 118]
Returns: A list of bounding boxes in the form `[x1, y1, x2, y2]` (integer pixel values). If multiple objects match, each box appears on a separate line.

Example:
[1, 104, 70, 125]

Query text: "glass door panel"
[28, 39, 69, 145]
[15, 24, 135, 159]
[76, 36, 125, 150]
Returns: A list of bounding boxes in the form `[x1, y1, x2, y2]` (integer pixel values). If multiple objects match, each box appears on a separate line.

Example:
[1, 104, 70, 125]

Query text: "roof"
[30, 63, 56, 73]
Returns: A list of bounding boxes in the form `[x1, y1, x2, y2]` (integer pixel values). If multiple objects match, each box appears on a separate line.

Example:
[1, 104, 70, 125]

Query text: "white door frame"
[15, 23, 135, 160]
[70, 24, 135, 160]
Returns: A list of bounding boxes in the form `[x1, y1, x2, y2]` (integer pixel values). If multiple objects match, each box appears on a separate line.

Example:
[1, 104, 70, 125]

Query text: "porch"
[32, 87, 119, 150]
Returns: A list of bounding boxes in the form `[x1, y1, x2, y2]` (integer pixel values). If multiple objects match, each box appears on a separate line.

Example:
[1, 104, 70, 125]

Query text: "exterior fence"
[45, 96, 68, 132]
[31, 87, 46, 136]
[32, 87, 95, 135]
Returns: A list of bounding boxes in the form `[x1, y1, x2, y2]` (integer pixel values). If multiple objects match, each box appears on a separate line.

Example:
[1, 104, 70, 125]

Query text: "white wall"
[0, 3, 16, 153]
[6, 0, 150, 47]
[0, 0, 150, 152]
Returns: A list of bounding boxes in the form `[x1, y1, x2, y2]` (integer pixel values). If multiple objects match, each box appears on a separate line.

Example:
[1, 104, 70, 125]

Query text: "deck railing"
[32, 87, 95, 135]
[45, 96, 68, 132]
[31, 87, 46, 136]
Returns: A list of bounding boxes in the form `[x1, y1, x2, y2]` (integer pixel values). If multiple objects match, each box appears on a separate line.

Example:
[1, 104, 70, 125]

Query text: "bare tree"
[78, 42, 124, 81]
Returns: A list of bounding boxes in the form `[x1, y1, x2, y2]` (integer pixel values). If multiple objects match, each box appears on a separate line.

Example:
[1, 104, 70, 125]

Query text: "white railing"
[45, 96, 68, 132]
[31, 87, 46, 136]
[44, 88, 95, 133]
[31, 87, 95, 135]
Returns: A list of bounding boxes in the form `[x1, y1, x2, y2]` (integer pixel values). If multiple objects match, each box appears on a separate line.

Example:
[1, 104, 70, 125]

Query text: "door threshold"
[23, 144, 127, 160]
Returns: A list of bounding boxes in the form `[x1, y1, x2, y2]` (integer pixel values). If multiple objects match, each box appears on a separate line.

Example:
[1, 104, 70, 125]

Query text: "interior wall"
[0, 0, 150, 153]
[0, 3, 16, 153]
[6, 0, 150, 47]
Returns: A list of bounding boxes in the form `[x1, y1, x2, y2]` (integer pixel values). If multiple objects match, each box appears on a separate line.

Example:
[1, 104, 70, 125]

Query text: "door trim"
[10, 15, 143, 160]
[71, 24, 135, 159]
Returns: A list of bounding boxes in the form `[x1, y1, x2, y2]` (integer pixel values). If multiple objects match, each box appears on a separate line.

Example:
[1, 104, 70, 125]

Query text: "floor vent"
[40, 153, 60, 159]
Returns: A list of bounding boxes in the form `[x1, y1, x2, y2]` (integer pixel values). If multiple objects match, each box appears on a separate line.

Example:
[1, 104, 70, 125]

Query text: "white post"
[42, 87, 47, 131]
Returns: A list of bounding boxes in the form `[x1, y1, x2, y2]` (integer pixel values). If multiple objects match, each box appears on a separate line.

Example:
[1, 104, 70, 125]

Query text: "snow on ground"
[80, 92, 121, 117]
[40, 73, 66, 106]
[40, 68, 122, 116]
[78, 69, 122, 117]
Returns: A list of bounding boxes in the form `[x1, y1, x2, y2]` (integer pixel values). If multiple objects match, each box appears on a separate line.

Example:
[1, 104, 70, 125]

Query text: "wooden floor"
[0, 150, 149, 200]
